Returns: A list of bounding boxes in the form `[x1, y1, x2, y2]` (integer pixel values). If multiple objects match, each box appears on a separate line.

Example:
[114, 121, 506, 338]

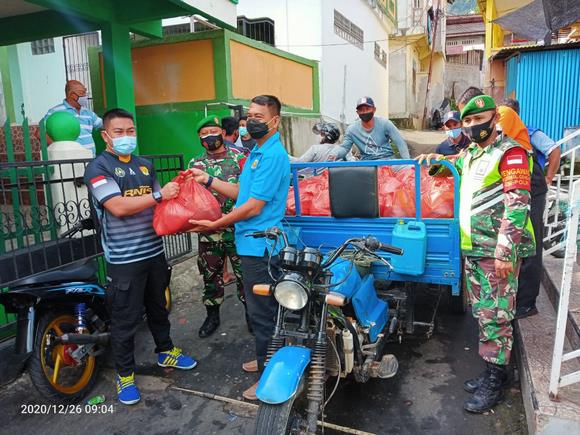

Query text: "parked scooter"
[249, 228, 404, 435]
[0, 218, 171, 403]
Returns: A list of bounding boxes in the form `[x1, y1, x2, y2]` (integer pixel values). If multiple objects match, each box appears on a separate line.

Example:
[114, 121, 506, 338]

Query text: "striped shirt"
[84, 151, 164, 264]
[44, 100, 102, 156]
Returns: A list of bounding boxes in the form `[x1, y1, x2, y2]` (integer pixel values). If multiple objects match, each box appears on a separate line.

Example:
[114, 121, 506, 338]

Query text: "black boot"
[198, 305, 220, 338]
[464, 365, 509, 393]
[464, 363, 507, 413]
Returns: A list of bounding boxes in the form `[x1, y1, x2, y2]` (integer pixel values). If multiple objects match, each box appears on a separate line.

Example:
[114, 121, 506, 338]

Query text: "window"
[237, 16, 275, 46]
[374, 42, 387, 68]
[31, 38, 55, 55]
[334, 10, 364, 50]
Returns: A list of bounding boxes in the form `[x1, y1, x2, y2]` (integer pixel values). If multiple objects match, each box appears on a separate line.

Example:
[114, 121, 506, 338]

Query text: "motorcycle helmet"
[312, 122, 340, 144]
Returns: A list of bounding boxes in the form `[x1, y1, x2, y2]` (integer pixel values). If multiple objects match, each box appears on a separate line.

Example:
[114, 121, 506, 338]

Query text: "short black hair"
[239, 115, 248, 121]
[221, 116, 239, 135]
[251, 95, 282, 116]
[102, 108, 134, 129]
[502, 98, 520, 115]
[457, 87, 484, 107]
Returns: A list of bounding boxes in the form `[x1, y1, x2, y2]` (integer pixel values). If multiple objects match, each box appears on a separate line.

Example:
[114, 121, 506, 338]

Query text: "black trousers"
[106, 254, 173, 376]
[240, 253, 281, 373]
[517, 192, 546, 309]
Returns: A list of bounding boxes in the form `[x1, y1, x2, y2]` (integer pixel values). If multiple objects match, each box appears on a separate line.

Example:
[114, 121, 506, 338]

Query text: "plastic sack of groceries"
[287, 167, 454, 218]
[153, 172, 222, 236]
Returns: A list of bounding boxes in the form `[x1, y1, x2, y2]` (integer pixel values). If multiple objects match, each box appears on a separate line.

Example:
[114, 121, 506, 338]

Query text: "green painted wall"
[89, 29, 320, 163]
[136, 107, 230, 165]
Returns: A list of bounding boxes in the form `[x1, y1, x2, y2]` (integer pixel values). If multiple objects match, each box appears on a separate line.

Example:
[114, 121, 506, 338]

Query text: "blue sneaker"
[158, 346, 197, 370]
[116, 373, 140, 405]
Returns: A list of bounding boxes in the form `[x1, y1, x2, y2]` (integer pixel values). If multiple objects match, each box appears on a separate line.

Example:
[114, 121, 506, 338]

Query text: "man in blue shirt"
[188, 95, 290, 401]
[85, 108, 197, 406]
[44, 80, 102, 156]
[331, 96, 410, 160]
[435, 111, 471, 156]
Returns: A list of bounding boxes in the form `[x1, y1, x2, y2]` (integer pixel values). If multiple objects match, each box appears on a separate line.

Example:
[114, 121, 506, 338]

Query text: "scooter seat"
[10, 258, 98, 288]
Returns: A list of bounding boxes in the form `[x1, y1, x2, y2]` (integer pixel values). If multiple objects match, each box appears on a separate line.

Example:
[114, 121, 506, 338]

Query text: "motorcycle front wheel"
[255, 381, 308, 435]
[28, 311, 100, 403]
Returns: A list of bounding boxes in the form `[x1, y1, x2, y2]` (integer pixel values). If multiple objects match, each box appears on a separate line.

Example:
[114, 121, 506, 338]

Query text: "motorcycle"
[249, 228, 404, 435]
[0, 218, 171, 403]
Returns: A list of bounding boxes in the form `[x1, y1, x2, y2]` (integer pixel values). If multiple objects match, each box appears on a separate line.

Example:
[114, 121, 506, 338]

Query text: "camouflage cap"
[196, 115, 222, 132]
[460, 95, 496, 119]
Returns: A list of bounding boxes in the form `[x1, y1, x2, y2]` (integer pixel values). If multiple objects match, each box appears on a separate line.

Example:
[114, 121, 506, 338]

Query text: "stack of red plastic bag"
[286, 172, 331, 216]
[287, 167, 454, 218]
[153, 172, 222, 236]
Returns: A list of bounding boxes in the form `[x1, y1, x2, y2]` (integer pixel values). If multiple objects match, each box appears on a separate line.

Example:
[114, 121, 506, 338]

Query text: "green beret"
[196, 115, 221, 132]
[460, 95, 496, 119]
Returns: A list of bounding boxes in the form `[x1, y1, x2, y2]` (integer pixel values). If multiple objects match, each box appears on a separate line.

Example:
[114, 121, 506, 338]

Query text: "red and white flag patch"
[90, 176, 107, 188]
[506, 155, 523, 166]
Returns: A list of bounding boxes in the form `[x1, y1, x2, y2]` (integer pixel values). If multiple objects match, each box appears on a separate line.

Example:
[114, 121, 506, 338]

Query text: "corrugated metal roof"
[491, 40, 580, 59]
[446, 21, 485, 36]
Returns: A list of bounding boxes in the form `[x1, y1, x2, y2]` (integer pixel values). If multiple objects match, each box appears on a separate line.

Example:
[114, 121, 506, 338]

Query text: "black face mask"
[359, 112, 374, 123]
[462, 118, 495, 144]
[201, 134, 223, 151]
[247, 118, 272, 139]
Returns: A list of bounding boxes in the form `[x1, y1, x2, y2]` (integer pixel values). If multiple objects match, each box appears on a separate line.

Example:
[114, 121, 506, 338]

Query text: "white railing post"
[548, 178, 580, 400]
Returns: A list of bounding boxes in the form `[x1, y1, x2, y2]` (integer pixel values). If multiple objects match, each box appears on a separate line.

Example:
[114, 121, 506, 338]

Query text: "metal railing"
[543, 128, 580, 255]
[549, 178, 580, 399]
[0, 153, 191, 287]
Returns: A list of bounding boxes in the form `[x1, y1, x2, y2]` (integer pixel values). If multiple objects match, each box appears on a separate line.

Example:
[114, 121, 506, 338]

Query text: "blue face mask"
[110, 135, 137, 155]
[445, 128, 462, 139]
[239, 126, 248, 137]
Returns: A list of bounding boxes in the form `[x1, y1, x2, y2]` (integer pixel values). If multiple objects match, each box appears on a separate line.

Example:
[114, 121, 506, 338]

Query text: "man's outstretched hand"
[415, 153, 444, 166]
[189, 219, 218, 233]
[183, 168, 209, 185]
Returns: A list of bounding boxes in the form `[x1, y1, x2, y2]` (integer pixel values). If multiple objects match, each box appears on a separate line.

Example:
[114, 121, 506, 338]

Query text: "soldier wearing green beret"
[417, 95, 535, 413]
[189, 116, 248, 338]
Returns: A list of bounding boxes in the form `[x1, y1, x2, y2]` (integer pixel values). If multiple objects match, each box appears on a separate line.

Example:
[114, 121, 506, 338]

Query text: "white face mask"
[77, 95, 89, 108]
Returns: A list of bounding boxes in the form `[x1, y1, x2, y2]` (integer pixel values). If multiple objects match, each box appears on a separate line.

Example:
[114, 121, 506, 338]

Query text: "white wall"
[236, 0, 323, 62]
[16, 38, 67, 123]
[320, 0, 391, 124]
[237, 0, 393, 124]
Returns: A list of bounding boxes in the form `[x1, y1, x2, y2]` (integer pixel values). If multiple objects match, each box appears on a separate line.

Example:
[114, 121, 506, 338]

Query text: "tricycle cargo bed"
[285, 160, 462, 294]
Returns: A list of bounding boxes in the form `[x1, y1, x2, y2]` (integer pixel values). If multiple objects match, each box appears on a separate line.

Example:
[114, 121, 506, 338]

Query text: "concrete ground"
[0, 255, 528, 435]
[400, 129, 446, 157]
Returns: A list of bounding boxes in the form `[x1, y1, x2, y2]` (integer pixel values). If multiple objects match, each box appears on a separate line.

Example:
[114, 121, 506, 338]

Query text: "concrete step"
[541, 254, 580, 348]
[516, 280, 580, 434]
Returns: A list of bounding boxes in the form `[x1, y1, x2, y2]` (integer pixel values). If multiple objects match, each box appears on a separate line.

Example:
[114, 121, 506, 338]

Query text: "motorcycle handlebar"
[364, 237, 404, 256]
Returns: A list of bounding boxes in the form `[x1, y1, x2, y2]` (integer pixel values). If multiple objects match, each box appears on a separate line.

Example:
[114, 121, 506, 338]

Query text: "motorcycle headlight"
[274, 273, 308, 311]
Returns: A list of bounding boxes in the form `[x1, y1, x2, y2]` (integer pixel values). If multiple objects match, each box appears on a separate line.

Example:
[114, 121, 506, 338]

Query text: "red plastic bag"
[421, 175, 455, 218]
[286, 172, 330, 216]
[153, 173, 222, 236]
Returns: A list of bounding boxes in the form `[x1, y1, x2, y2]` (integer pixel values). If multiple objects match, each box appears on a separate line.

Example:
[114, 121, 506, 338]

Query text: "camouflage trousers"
[464, 256, 521, 366]
[197, 239, 245, 306]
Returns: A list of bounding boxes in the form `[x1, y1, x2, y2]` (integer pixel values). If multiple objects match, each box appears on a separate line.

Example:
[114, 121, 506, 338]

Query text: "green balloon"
[46, 111, 81, 141]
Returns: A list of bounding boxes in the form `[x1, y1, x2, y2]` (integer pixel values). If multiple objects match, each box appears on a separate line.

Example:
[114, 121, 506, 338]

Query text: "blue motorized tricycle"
[252, 160, 463, 434]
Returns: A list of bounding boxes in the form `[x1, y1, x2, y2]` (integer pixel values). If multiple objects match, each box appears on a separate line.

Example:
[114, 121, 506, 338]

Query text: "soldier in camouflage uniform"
[418, 95, 535, 413]
[189, 116, 247, 338]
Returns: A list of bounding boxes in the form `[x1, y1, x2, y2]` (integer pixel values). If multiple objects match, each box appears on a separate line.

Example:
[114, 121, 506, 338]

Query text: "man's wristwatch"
[152, 191, 163, 203]
[204, 176, 214, 188]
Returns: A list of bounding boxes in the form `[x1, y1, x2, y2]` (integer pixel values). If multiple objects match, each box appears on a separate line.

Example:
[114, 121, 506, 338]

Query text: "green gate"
[0, 118, 191, 340]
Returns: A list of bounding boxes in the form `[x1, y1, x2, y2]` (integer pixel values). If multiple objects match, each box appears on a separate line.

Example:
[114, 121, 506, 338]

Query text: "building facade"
[444, 14, 485, 103]
[389, 0, 446, 129]
[236, 0, 397, 125]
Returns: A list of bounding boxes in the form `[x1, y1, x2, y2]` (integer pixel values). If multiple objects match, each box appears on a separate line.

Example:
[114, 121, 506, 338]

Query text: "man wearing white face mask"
[436, 111, 470, 156]
[84, 108, 198, 406]
[43, 80, 102, 156]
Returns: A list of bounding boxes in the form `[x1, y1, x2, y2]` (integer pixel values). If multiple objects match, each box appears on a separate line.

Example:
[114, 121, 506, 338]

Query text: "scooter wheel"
[28, 311, 100, 403]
